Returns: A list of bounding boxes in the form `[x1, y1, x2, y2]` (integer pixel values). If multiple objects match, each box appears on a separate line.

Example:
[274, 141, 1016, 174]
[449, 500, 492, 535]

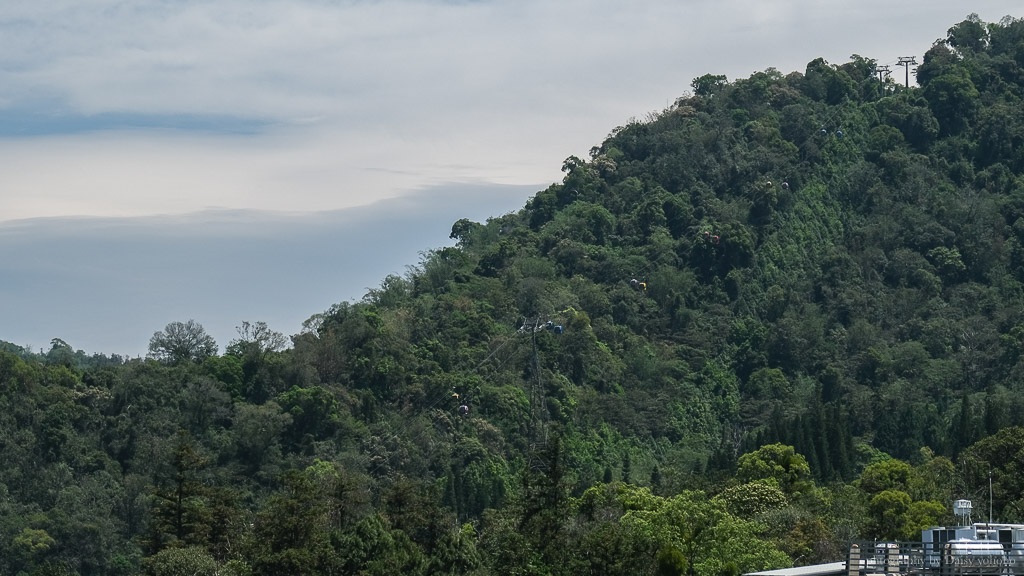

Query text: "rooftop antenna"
[989, 471, 993, 524]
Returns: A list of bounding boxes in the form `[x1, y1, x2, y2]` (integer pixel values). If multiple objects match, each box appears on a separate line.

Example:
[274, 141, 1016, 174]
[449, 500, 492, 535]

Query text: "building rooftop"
[745, 561, 847, 576]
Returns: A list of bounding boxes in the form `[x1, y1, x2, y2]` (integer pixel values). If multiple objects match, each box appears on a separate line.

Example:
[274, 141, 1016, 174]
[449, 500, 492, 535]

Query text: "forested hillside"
[4, 13, 1024, 576]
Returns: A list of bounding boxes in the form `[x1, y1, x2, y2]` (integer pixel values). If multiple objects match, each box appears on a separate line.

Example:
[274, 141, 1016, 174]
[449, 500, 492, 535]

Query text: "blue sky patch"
[0, 109, 270, 137]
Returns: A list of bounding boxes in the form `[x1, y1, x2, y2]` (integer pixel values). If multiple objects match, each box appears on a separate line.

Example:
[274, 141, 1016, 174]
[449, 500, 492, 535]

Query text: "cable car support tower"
[896, 56, 918, 87]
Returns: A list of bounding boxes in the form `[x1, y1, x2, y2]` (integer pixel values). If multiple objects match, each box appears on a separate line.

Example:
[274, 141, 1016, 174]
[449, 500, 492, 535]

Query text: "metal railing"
[846, 542, 1024, 576]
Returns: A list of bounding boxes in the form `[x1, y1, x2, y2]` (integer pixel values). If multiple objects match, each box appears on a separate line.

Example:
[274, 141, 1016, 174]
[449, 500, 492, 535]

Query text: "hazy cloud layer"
[0, 182, 535, 356]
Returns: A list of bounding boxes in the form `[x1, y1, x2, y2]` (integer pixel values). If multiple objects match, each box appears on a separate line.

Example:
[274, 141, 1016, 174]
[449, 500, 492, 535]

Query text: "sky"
[1, 0, 1020, 357]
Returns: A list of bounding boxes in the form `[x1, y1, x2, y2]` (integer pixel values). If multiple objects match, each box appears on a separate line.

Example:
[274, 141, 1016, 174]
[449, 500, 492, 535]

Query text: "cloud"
[0, 124, 557, 220]
[4, 0, 1017, 222]
[5, 0, 1018, 126]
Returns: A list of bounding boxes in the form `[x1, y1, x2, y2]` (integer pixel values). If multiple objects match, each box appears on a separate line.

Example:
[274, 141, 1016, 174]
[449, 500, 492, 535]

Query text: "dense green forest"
[5, 13, 1024, 576]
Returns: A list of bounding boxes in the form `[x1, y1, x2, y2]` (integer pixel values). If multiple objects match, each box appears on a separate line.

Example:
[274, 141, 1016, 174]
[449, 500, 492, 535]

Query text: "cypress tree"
[799, 416, 821, 477]
[827, 404, 853, 481]
[952, 394, 978, 454]
[650, 464, 663, 493]
[984, 393, 1007, 436]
